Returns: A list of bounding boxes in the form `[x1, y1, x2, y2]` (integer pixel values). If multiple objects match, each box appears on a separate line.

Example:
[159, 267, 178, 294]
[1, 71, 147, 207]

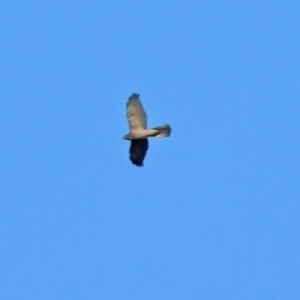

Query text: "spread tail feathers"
[152, 124, 171, 137]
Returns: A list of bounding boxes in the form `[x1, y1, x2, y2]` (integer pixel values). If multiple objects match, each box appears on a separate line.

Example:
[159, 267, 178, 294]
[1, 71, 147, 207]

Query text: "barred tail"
[152, 124, 171, 137]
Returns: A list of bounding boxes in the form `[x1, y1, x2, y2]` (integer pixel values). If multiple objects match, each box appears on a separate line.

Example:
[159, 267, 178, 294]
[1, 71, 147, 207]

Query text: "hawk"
[123, 93, 171, 166]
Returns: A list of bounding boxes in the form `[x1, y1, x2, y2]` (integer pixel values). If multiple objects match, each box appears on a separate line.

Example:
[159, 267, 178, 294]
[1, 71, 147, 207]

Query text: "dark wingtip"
[131, 160, 143, 167]
[130, 93, 140, 99]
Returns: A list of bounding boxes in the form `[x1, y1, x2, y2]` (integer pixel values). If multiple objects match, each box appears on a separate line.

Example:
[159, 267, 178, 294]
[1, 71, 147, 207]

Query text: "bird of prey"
[123, 93, 171, 166]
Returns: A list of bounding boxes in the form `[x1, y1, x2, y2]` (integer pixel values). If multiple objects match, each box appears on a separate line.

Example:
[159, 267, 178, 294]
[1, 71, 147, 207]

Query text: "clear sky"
[1, 1, 300, 299]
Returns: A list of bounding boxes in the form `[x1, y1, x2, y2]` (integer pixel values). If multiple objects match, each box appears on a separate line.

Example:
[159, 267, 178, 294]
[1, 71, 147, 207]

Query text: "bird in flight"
[123, 93, 171, 166]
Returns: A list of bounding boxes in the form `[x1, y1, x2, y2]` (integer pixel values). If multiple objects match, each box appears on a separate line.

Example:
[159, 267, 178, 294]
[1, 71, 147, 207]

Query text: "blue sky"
[1, 1, 300, 299]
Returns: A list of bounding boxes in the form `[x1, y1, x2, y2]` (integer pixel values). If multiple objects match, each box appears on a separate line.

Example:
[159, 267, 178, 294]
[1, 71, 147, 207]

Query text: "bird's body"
[124, 129, 159, 140]
[123, 93, 171, 166]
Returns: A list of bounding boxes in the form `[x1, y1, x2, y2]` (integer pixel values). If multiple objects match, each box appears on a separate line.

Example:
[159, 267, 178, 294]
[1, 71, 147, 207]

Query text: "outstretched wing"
[129, 139, 148, 166]
[126, 93, 147, 131]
